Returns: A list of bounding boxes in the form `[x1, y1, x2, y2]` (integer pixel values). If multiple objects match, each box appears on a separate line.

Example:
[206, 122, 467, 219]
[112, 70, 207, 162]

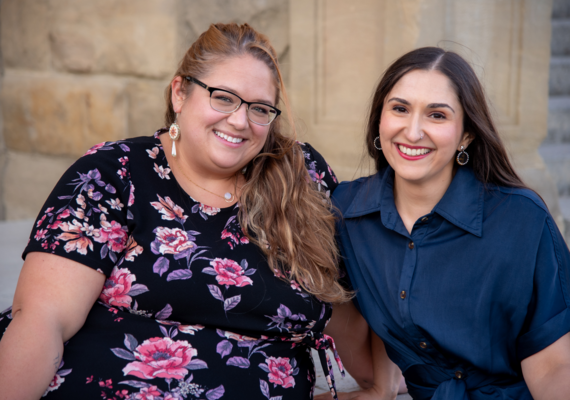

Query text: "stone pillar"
[290, 0, 564, 232]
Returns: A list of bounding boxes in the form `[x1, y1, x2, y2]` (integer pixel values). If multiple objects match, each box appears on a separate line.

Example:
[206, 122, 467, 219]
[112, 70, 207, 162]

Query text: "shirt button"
[400, 290, 406, 299]
[455, 370, 463, 379]
[419, 341, 427, 349]
[421, 217, 429, 222]
[408, 241, 415, 249]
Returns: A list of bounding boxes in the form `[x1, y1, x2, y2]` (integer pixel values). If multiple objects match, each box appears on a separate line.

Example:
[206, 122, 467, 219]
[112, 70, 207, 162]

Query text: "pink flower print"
[43, 373, 65, 395]
[106, 198, 124, 211]
[199, 203, 220, 216]
[56, 220, 96, 255]
[57, 209, 71, 220]
[154, 227, 195, 255]
[99, 267, 135, 307]
[150, 195, 187, 222]
[265, 357, 295, 388]
[327, 164, 338, 183]
[95, 220, 128, 253]
[84, 142, 106, 156]
[45, 207, 54, 213]
[36, 214, 47, 227]
[122, 337, 197, 380]
[147, 147, 159, 159]
[119, 156, 129, 165]
[133, 385, 161, 400]
[128, 183, 135, 206]
[124, 236, 143, 262]
[178, 324, 205, 335]
[117, 168, 128, 179]
[154, 163, 171, 180]
[211, 258, 253, 287]
[34, 229, 48, 241]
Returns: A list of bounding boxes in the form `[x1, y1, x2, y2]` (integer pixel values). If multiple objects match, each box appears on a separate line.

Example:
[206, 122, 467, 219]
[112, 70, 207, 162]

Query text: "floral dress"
[0, 131, 342, 400]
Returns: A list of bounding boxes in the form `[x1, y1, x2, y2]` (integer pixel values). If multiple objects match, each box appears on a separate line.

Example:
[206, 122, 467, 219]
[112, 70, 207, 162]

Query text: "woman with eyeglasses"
[319, 47, 570, 400]
[0, 23, 351, 399]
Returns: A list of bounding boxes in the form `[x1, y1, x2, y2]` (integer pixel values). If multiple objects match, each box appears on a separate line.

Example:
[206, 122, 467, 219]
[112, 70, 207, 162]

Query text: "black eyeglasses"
[184, 76, 281, 126]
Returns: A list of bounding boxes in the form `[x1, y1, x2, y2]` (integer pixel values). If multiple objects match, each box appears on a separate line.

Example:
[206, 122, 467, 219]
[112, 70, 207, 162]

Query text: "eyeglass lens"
[210, 90, 277, 125]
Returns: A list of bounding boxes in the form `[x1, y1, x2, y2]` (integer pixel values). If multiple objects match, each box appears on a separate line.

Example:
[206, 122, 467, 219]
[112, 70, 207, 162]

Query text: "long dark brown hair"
[165, 23, 351, 303]
[365, 46, 525, 188]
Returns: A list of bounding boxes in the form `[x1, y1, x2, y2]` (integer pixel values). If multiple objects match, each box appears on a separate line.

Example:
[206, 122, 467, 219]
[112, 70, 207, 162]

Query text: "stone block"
[553, 0, 570, 18]
[549, 57, 570, 96]
[48, 0, 178, 78]
[539, 143, 570, 195]
[546, 96, 570, 143]
[180, 0, 289, 57]
[551, 19, 570, 56]
[2, 70, 128, 157]
[0, 0, 52, 70]
[2, 150, 76, 220]
[127, 79, 170, 137]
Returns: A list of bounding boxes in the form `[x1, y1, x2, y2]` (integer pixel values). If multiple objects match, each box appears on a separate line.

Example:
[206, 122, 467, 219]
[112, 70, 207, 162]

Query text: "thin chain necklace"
[172, 158, 238, 203]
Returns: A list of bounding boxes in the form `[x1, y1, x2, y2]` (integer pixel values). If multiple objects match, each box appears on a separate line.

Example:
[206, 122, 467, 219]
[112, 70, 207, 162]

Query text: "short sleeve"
[298, 142, 339, 195]
[516, 216, 570, 360]
[23, 141, 135, 277]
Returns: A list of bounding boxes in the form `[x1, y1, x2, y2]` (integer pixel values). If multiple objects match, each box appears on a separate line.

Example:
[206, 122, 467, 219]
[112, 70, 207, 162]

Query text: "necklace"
[173, 160, 237, 203]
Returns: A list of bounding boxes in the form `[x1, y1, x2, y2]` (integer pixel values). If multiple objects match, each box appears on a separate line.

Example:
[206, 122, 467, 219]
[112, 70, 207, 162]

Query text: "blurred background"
[0, 0, 568, 395]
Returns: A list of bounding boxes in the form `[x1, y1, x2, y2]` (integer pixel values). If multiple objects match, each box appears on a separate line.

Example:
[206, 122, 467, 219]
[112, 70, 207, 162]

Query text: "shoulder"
[487, 185, 550, 218]
[297, 141, 339, 193]
[333, 170, 386, 215]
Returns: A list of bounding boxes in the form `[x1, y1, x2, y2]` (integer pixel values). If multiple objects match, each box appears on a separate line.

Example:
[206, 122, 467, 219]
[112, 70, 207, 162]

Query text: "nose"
[404, 113, 424, 142]
[226, 102, 249, 130]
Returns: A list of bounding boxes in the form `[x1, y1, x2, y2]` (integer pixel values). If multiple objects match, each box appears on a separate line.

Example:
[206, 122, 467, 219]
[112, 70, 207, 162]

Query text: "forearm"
[0, 311, 64, 400]
[527, 364, 570, 400]
[369, 332, 400, 400]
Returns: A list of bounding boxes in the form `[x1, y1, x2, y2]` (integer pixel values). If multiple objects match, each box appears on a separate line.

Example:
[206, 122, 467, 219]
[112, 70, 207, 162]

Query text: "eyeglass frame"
[183, 76, 282, 126]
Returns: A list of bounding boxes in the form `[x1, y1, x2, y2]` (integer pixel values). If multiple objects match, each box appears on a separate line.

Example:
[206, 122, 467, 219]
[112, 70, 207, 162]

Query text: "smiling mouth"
[398, 144, 432, 156]
[214, 130, 243, 144]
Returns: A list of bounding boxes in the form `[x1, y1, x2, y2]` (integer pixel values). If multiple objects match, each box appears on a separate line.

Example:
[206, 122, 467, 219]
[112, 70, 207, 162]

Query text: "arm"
[0, 252, 105, 400]
[324, 300, 374, 388]
[521, 331, 570, 400]
[317, 301, 401, 400]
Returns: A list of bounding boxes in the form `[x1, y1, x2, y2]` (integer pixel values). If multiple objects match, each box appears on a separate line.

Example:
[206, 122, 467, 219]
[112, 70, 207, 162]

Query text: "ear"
[171, 76, 186, 114]
[459, 132, 474, 150]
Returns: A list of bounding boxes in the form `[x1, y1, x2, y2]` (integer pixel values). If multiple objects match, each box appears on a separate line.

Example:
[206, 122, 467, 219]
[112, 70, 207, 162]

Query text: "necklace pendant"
[224, 192, 233, 203]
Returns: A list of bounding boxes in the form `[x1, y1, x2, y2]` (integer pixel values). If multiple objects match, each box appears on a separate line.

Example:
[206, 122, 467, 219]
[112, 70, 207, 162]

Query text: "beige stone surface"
[0, 0, 52, 70]
[2, 69, 128, 157]
[2, 0, 178, 78]
[127, 78, 170, 137]
[2, 150, 76, 220]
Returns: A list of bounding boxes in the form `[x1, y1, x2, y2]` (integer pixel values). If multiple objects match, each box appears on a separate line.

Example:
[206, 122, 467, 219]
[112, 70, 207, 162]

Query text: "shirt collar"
[342, 166, 484, 237]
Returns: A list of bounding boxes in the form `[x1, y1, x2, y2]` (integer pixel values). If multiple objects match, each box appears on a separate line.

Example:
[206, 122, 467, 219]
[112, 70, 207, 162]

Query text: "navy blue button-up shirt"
[333, 166, 570, 400]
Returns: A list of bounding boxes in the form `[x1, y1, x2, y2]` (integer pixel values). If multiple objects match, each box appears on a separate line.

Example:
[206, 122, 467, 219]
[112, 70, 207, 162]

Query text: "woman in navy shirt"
[324, 47, 570, 400]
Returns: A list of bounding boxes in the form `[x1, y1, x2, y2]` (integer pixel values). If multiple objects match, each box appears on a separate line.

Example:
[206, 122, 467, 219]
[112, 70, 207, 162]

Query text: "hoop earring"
[456, 145, 469, 165]
[169, 122, 181, 157]
[374, 137, 382, 151]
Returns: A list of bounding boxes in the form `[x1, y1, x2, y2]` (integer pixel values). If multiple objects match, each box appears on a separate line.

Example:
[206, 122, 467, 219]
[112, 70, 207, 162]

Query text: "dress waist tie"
[300, 331, 345, 400]
[217, 328, 345, 400]
[405, 365, 520, 400]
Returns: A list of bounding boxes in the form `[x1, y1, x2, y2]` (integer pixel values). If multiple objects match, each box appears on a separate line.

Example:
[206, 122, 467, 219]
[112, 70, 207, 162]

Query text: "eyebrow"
[216, 85, 275, 106]
[387, 97, 455, 114]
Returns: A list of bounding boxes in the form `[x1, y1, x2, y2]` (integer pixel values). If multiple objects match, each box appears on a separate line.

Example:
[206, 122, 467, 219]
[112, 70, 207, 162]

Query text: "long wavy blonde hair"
[164, 23, 351, 303]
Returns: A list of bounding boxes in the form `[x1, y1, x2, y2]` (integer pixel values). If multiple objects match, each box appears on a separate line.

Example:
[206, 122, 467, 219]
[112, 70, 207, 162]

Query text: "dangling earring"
[456, 145, 469, 165]
[374, 137, 382, 151]
[169, 122, 181, 157]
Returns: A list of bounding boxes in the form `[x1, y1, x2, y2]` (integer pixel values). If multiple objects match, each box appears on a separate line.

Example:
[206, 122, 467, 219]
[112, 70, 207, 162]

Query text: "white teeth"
[398, 144, 431, 156]
[214, 130, 243, 143]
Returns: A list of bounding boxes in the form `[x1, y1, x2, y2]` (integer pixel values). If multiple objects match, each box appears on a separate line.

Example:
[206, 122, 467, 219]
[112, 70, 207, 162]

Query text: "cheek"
[379, 114, 400, 139]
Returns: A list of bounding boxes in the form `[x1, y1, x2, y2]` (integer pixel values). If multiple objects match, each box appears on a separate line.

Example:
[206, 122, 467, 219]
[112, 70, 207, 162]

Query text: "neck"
[393, 171, 453, 234]
[160, 134, 243, 207]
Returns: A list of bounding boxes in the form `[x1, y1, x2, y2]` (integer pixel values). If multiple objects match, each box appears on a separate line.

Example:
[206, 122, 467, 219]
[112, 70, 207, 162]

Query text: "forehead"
[387, 69, 460, 106]
[200, 55, 278, 103]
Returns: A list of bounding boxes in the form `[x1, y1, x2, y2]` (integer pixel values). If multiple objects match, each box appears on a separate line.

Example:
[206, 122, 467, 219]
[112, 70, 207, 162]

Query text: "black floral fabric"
[0, 132, 340, 400]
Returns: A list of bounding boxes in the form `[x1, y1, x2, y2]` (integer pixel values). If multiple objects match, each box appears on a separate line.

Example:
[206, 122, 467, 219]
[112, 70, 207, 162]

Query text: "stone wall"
[0, 0, 289, 220]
